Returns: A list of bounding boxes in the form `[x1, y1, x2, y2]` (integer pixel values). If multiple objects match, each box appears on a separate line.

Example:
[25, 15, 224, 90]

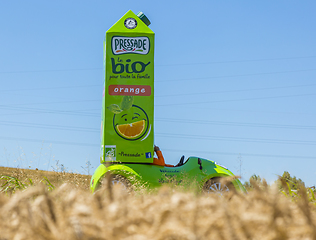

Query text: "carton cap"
[137, 12, 151, 26]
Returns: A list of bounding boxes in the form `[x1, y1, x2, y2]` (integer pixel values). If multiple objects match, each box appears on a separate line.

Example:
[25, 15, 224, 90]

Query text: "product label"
[109, 85, 151, 96]
[112, 36, 149, 55]
[105, 145, 116, 161]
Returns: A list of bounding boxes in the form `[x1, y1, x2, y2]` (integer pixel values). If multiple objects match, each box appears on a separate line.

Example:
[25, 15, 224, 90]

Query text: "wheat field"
[0, 168, 315, 240]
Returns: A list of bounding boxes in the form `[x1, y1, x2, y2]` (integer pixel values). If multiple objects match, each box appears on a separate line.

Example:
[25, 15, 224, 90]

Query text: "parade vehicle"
[90, 10, 245, 193]
[90, 154, 245, 193]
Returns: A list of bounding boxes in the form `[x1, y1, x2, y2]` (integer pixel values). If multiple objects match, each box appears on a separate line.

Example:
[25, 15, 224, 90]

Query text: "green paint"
[101, 10, 155, 163]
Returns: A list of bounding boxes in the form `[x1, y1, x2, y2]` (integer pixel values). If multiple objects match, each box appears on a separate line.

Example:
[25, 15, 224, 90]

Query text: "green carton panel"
[100, 10, 155, 163]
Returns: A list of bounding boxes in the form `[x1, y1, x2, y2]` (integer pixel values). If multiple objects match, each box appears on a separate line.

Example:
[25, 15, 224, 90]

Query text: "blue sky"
[0, 1, 315, 186]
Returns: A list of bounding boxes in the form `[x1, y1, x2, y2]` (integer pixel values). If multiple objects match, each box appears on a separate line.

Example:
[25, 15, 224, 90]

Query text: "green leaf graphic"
[120, 96, 134, 111]
[107, 104, 123, 114]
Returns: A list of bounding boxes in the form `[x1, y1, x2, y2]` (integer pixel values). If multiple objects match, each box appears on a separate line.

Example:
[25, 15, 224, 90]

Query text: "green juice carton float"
[90, 10, 245, 193]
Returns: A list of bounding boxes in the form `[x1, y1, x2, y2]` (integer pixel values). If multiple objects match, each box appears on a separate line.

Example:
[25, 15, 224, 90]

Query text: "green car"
[90, 156, 245, 193]
[90, 10, 245, 194]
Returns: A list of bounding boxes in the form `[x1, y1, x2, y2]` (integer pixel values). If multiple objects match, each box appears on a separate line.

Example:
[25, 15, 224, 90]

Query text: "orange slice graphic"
[116, 120, 145, 139]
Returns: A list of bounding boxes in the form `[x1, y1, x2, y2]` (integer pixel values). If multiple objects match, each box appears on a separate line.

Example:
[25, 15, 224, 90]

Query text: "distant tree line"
[243, 171, 310, 191]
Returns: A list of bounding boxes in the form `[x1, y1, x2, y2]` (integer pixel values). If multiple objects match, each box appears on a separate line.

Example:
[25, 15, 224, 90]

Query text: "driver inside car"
[152, 145, 174, 167]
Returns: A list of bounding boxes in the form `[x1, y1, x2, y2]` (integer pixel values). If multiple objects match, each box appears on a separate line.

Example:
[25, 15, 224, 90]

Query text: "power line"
[0, 67, 101, 74]
[162, 148, 316, 160]
[0, 84, 102, 92]
[155, 83, 316, 98]
[1, 69, 315, 96]
[1, 80, 315, 103]
[0, 135, 314, 160]
[155, 133, 316, 145]
[1, 55, 315, 74]
[1, 90, 315, 110]
[1, 117, 316, 134]
[156, 69, 316, 83]
[0, 90, 314, 116]
[0, 136, 98, 147]
[0, 99, 100, 107]
[1, 118, 316, 135]
[1, 82, 313, 97]
[0, 121, 99, 133]
[156, 118, 316, 130]
[156, 55, 316, 67]
[0, 105, 99, 117]
[2, 83, 315, 107]
[1, 119, 316, 145]
[0, 102, 311, 117]
[3, 126, 312, 147]
[156, 92, 316, 107]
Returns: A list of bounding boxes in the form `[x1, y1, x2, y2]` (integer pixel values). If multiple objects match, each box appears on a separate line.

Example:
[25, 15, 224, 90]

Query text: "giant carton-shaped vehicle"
[90, 10, 245, 193]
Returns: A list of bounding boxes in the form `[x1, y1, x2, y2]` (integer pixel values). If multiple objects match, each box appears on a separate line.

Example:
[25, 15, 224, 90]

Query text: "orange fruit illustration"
[116, 120, 145, 139]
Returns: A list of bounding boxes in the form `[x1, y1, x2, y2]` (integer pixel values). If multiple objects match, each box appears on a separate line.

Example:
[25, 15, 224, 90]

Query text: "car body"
[90, 156, 245, 193]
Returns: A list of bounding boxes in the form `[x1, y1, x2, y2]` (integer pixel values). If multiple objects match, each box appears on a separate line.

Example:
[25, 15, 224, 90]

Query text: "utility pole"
[238, 154, 242, 178]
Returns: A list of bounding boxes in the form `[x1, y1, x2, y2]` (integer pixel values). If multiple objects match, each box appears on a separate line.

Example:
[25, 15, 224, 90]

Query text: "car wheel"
[97, 174, 132, 192]
[203, 177, 233, 194]
[111, 175, 132, 191]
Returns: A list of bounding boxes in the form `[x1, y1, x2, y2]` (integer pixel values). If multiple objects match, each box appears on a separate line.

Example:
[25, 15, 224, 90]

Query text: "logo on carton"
[124, 18, 137, 29]
[112, 37, 149, 55]
[113, 105, 149, 141]
[105, 145, 116, 161]
[107, 96, 152, 142]
[111, 58, 151, 74]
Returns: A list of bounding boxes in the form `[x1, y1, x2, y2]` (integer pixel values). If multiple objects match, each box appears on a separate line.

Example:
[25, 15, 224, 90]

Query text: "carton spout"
[137, 12, 151, 26]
